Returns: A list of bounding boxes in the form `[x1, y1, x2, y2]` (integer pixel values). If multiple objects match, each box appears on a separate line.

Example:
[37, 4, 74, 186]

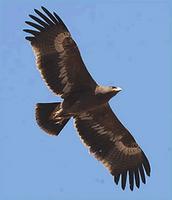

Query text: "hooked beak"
[112, 87, 122, 92]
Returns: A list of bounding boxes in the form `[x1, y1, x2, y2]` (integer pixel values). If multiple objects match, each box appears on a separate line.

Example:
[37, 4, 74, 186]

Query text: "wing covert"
[24, 7, 97, 98]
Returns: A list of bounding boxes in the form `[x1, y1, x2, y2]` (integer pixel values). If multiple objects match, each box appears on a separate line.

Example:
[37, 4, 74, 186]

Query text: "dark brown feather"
[23, 29, 39, 36]
[24, 7, 97, 98]
[114, 174, 120, 185]
[139, 165, 146, 184]
[53, 12, 69, 31]
[34, 8, 54, 25]
[121, 170, 127, 190]
[129, 170, 134, 191]
[134, 169, 140, 188]
[35, 102, 70, 135]
[25, 21, 44, 31]
[74, 103, 151, 190]
[29, 14, 48, 28]
[25, 36, 35, 41]
[41, 6, 58, 24]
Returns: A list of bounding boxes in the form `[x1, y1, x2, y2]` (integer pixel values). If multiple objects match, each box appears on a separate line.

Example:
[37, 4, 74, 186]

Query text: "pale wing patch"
[54, 32, 73, 95]
[91, 123, 109, 136]
[79, 112, 93, 120]
[79, 113, 117, 138]
[58, 66, 72, 93]
[91, 122, 123, 142]
[54, 32, 71, 52]
[115, 140, 141, 156]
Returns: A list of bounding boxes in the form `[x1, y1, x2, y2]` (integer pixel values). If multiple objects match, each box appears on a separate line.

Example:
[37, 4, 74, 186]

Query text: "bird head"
[110, 86, 122, 95]
[95, 85, 122, 98]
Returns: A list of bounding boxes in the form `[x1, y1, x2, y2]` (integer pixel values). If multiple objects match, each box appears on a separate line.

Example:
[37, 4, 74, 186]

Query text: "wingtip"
[114, 174, 120, 185]
[34, 8, 41, 15]
[147, 164, 151, 176]
[147, 172, 151, 177]
[135, 183, 140, 189]
[121, 171, 127, 190]
[143, 161, 151, 177]
[29, 14, 35, 19]
[134, 169, 140, 189]
[53, 11, 60, 20]
[25, 36, 34, 41]
[121, 186, 125, 190]
[34, 8, 38, 12]
[121, 182, 126, 190]
[23, 29, 30, 33]
[130, 185, 134, 191]
[41, 6, 47, 11]
[145, 167, 151, 177]
[142, 151, 151, 176]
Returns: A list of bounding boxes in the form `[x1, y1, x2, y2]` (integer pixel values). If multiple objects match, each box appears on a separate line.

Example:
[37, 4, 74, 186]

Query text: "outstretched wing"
[74, 104, 150, 190]
[23, 7, 97, 98]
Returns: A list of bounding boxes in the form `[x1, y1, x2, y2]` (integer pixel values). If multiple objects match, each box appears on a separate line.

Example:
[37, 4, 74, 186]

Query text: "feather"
[114, 174, 120, 185]
[25, 21, 44, 31]
[121, 171, 127, 190]
[29, 14, 48, 28]
[41, 6, 58, 24]
[129, 170, 134, 191]
[139, 165, 146, 184]
[23, 29, 39, 36]
[134, 169, 140, 188]
[34, 8, 54, 25]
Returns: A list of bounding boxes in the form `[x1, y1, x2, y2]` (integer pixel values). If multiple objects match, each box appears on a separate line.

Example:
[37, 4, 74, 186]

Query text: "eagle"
[23, 7, 151, 191]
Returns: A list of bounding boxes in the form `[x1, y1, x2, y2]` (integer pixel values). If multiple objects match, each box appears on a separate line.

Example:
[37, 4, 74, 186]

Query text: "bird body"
[24, 7, 151, 191]
[58, 85, 121, 116]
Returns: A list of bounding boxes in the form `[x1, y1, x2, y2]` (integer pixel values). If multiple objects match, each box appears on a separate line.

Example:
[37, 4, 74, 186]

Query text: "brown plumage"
[24, 7, 151, 191]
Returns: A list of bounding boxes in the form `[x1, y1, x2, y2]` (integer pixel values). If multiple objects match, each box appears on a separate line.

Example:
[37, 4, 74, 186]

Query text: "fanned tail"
[35, 102, 70, 136]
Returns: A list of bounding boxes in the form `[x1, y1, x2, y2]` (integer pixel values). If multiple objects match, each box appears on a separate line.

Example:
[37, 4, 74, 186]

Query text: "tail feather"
[35, 102, 70, 136]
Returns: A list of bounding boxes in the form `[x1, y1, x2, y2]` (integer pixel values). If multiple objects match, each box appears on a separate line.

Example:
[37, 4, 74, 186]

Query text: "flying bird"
[23, 7, 151, 191]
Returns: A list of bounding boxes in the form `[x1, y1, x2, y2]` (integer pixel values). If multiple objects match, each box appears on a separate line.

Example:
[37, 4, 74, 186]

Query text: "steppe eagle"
[23, 7, 151, 191]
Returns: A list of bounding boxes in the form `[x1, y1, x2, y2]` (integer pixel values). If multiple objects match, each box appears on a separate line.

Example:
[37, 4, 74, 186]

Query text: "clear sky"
[0, 0, 172, 199]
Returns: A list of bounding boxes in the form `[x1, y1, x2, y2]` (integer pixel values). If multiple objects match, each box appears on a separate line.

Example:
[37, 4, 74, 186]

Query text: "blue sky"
[0, 0, 172, 199]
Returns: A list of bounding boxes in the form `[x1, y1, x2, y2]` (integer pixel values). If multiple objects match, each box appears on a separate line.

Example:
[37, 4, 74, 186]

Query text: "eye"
[111, 86, 116, 89]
